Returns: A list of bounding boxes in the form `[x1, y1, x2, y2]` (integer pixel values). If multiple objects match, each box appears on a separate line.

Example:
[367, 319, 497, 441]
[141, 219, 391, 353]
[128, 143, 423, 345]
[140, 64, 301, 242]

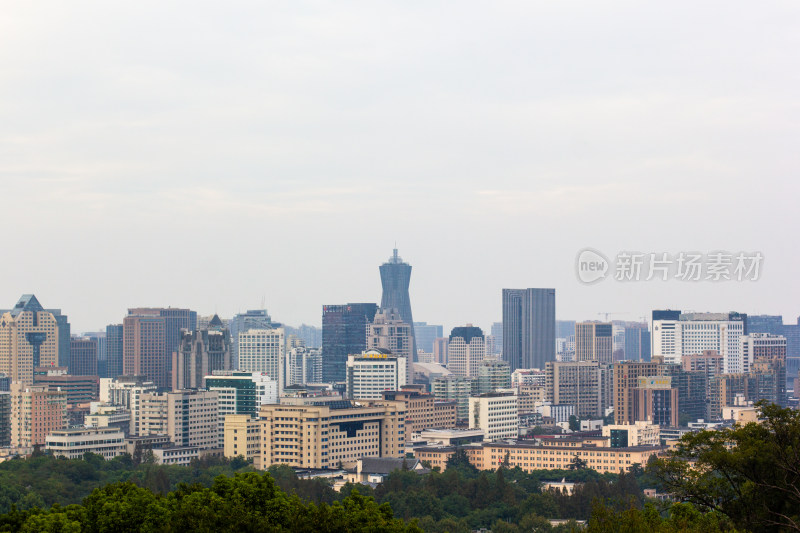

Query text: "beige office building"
[257, 400, 406, 469]
[0, 295, 62, 385]
[576, 322, 613, 363]
[223, 414, 261, 461]
[46, 427, 126, 459]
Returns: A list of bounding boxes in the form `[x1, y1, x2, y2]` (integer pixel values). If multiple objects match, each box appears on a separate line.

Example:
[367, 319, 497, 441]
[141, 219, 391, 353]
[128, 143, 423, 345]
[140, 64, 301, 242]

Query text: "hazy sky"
[1, 1, 798, 334]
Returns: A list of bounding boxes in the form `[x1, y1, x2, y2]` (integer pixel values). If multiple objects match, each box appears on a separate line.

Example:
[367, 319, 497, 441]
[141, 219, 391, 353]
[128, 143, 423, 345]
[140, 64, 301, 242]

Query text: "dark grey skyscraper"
[105, 324, 123, 379]
[379, 249, 416, 357]
[502, 288, 555, 371]
[321, 303, 378, 383]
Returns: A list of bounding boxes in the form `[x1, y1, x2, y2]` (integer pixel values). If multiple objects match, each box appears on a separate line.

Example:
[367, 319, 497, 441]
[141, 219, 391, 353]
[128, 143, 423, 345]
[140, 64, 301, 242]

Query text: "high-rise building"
[10, 382, 68, 447]
[237, 328, 285, 394]
[367, 309, 414, 382]
[69, 336, 98, 376]
[575, 322, 613, 363]
[633, 376, 679, 427]
[123, 313, 167, 389]
[229, 310, 275, 368]
[545, 361, 607, 419]
[105, 375, 157, 435]
[321, 303, 378, 383]
[652, 311, 747, 372]
[414, 322, 443, 355]
[502, 288, 556, 371]
[475, 358, 511, 394]
[783, 319, 800, 388]
[490, 322, 503, 356]
[346, 349, 407, 399]
[84, 331, 107, 378]
[613, 360, 661, 425]
[447, 325, 486, 378]
[0, 295, 67, 385]
[379, 249, 416, 357]
[623, 324, 651, 361]
[105, 324, 124, 379]
[171, 316, 232, 390]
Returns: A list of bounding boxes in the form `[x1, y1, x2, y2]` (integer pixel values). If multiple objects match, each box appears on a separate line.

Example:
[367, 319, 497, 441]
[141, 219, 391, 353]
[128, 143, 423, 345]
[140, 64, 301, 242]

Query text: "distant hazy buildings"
[123, 307, 196, 390]
[432, 375, 475, 421]
[624, 323, 651, 361]
[321, 303, 378, 383]
[490, 322, 503, 356]
[447, 325, 486, 378]
[575, 322, 613, 363]
[379, 249, 416, 356]
[414, 322, 443, 355]
[69, 336, 98, 377]
[171, 315, 232, 390]
[475, 358, 511, 394]
[556, 320, 576, 340]
[502, 288, 556, 371]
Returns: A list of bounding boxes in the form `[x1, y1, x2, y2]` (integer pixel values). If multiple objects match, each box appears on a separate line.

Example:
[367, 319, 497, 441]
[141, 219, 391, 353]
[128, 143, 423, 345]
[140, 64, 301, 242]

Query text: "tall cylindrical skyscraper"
[379, 249, 417, 358]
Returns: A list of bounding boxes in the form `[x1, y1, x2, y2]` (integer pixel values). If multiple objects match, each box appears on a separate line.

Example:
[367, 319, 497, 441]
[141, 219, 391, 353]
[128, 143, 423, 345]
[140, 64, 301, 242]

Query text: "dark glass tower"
[105, 324, 124, 379]
[502, 288, 555, 371]
[379, 249, 417, 357]
[321, 303, 378, 383]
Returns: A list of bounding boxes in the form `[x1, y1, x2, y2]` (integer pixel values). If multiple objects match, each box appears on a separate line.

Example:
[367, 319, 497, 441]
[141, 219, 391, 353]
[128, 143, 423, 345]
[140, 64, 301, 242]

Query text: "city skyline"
[1, 2, 797, 334]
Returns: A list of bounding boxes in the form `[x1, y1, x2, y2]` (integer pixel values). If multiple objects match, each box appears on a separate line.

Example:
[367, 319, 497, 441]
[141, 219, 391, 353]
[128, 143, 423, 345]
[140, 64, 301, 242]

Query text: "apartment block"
[10, 383, 68, 448]
[432, 375, 475, 422]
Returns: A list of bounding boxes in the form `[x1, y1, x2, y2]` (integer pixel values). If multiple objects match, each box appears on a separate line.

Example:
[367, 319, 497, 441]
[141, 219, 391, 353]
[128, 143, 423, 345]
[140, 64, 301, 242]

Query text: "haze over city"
[2, 1, 798, 332]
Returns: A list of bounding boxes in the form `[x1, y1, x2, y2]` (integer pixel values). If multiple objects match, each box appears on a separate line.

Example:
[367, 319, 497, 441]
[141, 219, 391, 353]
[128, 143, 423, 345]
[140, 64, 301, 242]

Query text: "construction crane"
[597, 312, 628, 322]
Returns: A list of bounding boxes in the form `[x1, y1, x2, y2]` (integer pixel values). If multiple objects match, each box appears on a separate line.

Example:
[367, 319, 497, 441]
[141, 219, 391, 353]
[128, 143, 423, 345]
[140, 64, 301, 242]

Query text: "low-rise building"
[257, 399, 405, 469]
[469, 392, 518, 441]
[381, 386, 457, 438]
[413, 439, 665, 474]
[151, 446, 201, 465]
[418, 428, 484, 446]
[45, 427, 126, 459]
[602, 421, 660, 447]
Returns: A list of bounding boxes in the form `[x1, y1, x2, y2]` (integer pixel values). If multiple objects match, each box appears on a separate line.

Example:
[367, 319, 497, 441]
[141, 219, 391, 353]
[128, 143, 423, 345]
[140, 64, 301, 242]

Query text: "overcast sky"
[1, 1, 798, 334]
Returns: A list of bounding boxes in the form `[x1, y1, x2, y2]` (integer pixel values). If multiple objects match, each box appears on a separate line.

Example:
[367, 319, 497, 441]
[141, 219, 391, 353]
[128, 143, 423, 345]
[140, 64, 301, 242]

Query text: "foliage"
[651, 402, 800, 532]
[0, 453, 252, 514]
[0, 472, 420, 532]
[586, 501, 740, 533]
